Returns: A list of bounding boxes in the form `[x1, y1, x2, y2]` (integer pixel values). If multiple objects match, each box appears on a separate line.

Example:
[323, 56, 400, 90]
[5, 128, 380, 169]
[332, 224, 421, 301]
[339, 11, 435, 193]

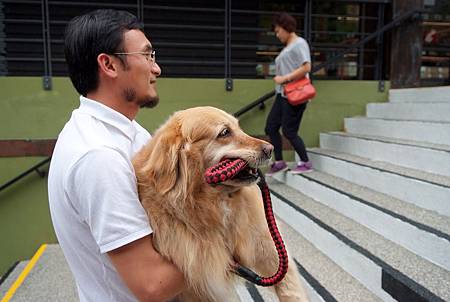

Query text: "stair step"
[276, 218, 382, 302]
[271, 170, 450, 271]
[367, 102, 450, 122]
[307, 148, 450, 217]
[268, 179, 450, 301]
[308, 147, 450, 188]
[1, 244, 78, 302]
[239, 211, 381, 302]
[389, 86, 450, 103]
[236, 282, 280, 302]
[0, 261, 28, 299]
[275, 170, 450, 243]
[320, 132, 450, 177]
[344, 117, 450, 146]
[237, 240, 338, 302]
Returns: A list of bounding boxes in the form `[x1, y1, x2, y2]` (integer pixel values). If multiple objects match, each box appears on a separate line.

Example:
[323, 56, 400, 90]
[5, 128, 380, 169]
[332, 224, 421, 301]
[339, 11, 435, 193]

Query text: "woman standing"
[265, 12, 313, 175]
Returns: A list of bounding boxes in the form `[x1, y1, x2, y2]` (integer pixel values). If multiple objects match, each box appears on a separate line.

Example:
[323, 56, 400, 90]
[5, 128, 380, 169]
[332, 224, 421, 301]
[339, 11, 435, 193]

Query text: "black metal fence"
[0, 0, 449, 86]
[421, 0, 450, 86]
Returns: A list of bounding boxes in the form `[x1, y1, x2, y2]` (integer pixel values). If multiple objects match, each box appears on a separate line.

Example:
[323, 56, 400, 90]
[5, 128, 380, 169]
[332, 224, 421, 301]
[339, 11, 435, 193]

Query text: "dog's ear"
[139, 123, 184, 195]
[136, 114, 205, 201]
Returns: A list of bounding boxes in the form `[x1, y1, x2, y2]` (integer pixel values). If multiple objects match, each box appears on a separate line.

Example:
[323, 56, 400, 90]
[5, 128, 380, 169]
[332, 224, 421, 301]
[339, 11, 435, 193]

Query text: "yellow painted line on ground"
[1, 244, 48, 302]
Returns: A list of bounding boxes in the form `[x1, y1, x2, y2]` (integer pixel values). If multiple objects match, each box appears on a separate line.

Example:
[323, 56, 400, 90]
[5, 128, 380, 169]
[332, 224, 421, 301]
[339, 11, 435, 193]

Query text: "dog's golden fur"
[133, 106, 308, 301]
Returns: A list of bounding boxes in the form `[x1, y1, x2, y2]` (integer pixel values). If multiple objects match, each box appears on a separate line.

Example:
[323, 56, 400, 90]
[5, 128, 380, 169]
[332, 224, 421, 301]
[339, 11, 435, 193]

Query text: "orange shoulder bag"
[284, 77, 316, 105]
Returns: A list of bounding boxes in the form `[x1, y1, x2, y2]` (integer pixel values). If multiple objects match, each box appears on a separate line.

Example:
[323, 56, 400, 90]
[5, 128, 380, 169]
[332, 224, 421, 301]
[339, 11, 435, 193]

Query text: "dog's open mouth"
[232, 164, 258, 181]
[221, 157, 259, 183]
[205, 158, 261, 186]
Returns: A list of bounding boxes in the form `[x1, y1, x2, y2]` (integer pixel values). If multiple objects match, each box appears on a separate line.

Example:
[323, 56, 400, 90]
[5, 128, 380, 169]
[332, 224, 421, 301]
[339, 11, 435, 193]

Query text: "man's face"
[118, 29, 161, 108]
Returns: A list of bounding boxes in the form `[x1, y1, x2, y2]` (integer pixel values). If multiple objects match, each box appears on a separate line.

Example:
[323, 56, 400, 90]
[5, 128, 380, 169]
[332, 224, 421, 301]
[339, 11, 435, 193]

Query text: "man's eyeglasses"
[113, 50, 156, 64]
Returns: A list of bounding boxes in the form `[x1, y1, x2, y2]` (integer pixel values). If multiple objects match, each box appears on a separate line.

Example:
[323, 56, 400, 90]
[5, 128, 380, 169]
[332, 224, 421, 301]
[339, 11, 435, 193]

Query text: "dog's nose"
[262, 143, 274, 159]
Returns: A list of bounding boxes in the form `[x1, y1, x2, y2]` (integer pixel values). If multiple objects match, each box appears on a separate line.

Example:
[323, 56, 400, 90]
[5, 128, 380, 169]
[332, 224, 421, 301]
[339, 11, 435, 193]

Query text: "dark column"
[0, 1, 6, 75]
[390, 0, 424, 88]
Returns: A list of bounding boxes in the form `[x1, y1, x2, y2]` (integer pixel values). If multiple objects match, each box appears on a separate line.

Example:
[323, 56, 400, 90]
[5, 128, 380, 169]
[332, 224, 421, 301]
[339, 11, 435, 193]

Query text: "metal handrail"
[233, 90, 276, 117]
[0, 157, 51, 192]
[233, 8, 423, 119]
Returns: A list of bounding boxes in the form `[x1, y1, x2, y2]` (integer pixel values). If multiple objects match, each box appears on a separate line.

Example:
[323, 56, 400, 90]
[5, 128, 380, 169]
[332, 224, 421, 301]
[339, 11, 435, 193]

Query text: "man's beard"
[123, 87, 159, 108]
[139, 96, 159, 108]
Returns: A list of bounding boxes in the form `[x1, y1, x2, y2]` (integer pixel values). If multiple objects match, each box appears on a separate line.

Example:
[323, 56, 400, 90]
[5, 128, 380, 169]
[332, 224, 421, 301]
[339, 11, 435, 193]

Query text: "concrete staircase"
[271, 85, 450, 301]
[1, 86, 449, 301]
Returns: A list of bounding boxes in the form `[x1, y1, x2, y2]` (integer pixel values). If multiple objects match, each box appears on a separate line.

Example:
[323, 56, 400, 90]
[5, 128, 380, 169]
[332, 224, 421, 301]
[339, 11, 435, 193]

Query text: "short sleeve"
[293, 39, 311, 66]
[66, 147, 152, 253]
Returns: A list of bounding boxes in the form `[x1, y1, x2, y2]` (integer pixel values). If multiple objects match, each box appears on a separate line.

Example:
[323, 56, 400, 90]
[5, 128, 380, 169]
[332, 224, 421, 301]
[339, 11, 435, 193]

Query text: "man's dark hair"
[64, 9, 144, 96]
[272, 12, 297, 33]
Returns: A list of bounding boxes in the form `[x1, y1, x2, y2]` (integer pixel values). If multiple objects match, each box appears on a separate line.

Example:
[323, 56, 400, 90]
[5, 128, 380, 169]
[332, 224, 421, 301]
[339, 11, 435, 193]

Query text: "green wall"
[0, 77, 389, 277]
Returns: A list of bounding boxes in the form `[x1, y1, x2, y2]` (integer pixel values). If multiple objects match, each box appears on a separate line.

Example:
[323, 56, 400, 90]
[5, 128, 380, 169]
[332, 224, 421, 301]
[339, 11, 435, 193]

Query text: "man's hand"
[108, 235, 185, 302]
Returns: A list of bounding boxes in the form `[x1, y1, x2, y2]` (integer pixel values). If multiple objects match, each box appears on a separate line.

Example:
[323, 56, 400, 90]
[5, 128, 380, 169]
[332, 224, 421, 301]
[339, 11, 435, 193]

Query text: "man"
[48, 9, 185, 301]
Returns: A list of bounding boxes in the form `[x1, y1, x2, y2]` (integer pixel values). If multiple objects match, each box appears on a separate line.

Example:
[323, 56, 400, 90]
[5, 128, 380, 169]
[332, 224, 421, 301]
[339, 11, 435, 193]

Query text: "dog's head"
[134, 106, 273, 199]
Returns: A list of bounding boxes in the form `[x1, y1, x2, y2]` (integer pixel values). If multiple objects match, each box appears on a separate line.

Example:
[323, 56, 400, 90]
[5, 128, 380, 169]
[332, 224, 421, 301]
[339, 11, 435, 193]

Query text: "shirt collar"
[78, 96, 137, 140]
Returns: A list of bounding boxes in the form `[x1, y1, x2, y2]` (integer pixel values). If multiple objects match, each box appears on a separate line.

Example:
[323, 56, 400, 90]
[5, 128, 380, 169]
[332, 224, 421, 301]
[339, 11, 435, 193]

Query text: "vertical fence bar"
[304, 0, 312, 80]
[305, 0, 312, 43]
[41, 0, 47, 82]
[137, 0, 144, 25]
[224, 0, 232, 91]
[41, 0, 52, 90]
[224, 0, 227, 80]
[303, 0, 308, 40]
[375, 3, 385, 91]
[358, 3, 366, 80]
[0, 1, 6, 75]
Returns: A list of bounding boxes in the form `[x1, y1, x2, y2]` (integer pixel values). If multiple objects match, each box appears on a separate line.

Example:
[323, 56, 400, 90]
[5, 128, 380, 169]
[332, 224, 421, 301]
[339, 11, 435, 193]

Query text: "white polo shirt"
[48, 96, 152, 302]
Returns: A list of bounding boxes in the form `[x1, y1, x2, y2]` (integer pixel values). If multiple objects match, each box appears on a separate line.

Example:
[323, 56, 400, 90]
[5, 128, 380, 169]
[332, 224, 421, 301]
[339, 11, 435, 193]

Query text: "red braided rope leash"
[204, 159, 288, 286]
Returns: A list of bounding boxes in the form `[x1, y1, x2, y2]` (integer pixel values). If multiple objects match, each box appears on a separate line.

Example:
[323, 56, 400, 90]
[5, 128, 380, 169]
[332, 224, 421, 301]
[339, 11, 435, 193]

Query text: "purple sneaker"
[291, 161, 313, 174]
[266, 161, 288, 176]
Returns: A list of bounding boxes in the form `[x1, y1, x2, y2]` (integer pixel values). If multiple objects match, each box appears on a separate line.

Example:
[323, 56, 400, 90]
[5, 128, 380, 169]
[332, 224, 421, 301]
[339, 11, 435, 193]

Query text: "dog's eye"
[218, 128, 231, 138]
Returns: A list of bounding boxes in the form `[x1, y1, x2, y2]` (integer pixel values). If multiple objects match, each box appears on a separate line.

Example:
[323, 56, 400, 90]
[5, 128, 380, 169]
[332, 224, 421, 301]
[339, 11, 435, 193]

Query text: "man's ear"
[97, 53, 119, 78]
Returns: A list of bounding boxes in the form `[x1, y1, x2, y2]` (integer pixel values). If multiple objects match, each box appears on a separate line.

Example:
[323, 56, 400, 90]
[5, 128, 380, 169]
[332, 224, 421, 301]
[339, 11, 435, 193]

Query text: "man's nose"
[152, 62, 161, 76]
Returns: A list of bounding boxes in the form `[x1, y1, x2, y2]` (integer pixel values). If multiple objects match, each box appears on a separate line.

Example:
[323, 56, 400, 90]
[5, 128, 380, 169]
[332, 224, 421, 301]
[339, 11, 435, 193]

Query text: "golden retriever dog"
[133, 106, 308, 302]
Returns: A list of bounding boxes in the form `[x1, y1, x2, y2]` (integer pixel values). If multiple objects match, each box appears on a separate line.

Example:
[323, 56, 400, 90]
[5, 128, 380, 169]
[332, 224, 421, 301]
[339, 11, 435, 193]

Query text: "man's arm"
[108, 234, 185, 302]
